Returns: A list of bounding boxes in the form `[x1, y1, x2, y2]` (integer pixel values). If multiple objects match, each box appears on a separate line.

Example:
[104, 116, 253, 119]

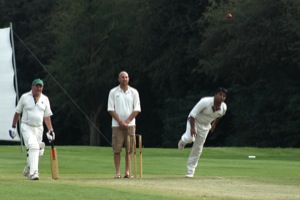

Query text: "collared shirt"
[107, 85, 141, 127]
[16, 90, 53, 127]
[189, 97, 227, 130]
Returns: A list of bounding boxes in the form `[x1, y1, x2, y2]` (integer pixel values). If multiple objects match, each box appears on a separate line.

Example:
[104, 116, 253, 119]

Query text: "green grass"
[0, 146, 299, 200]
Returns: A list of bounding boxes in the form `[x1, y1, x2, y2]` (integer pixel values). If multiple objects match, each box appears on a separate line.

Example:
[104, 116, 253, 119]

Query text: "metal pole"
[10, 22, 23, 152]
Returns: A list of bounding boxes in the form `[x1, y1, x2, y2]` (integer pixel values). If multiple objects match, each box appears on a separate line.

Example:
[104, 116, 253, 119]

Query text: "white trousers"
[181, 120, 210, 175]
[21, 123, 44, 175]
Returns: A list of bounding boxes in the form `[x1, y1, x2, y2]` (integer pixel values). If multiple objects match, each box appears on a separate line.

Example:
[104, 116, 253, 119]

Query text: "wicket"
[127, 134, 143, 178]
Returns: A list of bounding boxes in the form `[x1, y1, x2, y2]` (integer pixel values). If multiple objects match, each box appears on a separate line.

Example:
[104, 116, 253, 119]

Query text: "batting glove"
[46, 130, 55, 142]
[9, 128, 17, 139]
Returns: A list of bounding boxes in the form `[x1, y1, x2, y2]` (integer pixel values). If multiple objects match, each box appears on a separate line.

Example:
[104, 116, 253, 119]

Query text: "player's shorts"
[112, 126, 135, 153]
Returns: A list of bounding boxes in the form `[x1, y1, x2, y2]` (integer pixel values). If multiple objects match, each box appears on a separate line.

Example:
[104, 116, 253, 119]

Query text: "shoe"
[185, 172, 194, 178]
[123, 174, 131, 178]
[178, 140, 186, 150]
[22, 165, 30, 178]
[29, 172, 39, 180]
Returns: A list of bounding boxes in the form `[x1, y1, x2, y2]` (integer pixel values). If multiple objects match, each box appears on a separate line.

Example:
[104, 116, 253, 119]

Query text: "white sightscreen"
[0, 27, 20, 141]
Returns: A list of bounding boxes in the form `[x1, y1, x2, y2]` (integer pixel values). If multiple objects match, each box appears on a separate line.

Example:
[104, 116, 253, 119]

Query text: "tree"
[47, 0, 145, 145]
[196, 0, 300, 147]
[131, 0, 212, 147]
[3, 0, 299, 147]
[0, 0, 57, 93]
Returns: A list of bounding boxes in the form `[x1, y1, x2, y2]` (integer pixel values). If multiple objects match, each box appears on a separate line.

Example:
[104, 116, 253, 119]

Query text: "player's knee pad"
[39, 142, 45, 156]
[28, 144, 39, 151]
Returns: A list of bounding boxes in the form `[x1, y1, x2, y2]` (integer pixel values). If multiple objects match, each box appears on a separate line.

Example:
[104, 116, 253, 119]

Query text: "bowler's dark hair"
[215, 87, 228, 95]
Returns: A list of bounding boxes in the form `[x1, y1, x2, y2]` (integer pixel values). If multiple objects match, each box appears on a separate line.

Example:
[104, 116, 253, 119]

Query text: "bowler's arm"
[189, 116, 197, 137]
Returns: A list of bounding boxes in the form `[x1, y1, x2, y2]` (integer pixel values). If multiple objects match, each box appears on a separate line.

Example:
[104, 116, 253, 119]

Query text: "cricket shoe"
[178, 140, 186, 150]
[185, 174, 194, 178]
[185, 172, 194, 178]
[29, 171, 39, 180]
[22, 165, 30, 178]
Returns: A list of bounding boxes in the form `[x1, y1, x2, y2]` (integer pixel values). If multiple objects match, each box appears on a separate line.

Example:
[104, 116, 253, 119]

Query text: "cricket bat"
[50, 141, 59, 179]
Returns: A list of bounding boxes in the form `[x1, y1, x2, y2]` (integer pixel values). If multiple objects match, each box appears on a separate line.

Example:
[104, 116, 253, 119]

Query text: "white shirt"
[107, 86, 141, 127]
[189, 97, 227, 130]
[16, 91, 53, 127]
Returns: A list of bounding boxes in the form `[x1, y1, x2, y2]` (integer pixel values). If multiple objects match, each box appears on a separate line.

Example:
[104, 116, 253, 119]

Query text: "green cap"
[32, 78, 44, 86]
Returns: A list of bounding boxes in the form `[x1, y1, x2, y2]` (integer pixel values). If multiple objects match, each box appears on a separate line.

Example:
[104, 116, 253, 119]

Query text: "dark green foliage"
[197, 0, 300, 147]
[1, 0, 299, 147]
[0, 0, 57, 93]
[47, 0, 142, 145]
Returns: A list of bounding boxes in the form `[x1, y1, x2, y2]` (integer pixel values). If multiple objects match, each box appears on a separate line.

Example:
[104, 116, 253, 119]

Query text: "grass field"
[0, 146, 299, 200]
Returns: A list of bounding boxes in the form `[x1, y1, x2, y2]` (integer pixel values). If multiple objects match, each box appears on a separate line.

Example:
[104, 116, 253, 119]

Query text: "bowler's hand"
[9, 128, 17, 139]
[190, 128, 197, 137]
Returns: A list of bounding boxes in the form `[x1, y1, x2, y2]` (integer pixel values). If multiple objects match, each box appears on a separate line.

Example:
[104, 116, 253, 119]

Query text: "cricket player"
[108, 71, 141, 178]
[9, 78, 55, 180]
[178, 87, 228, 178]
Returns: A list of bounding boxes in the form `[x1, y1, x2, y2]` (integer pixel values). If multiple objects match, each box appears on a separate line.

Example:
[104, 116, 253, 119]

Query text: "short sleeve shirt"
[189, 97, 227, 130]
[107, 86, 141, 127]
[16, 91, 53, 127]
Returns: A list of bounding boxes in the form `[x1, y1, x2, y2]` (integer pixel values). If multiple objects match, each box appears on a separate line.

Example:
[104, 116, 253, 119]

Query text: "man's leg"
[186, 129, 209, 177]
[112, 127, 124, 178]
[124, 126, 135, 177]
[22, 149, 30, 177]
[21, 124, 39, 180]
[27, 134, 40, 180]
[124, 151, 131, 177]
[114, 152, 121, 177]
[178, 120, 196, 149]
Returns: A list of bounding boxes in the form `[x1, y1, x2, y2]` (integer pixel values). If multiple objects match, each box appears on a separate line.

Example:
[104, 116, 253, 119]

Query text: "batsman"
[9, 78, 55, 180]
